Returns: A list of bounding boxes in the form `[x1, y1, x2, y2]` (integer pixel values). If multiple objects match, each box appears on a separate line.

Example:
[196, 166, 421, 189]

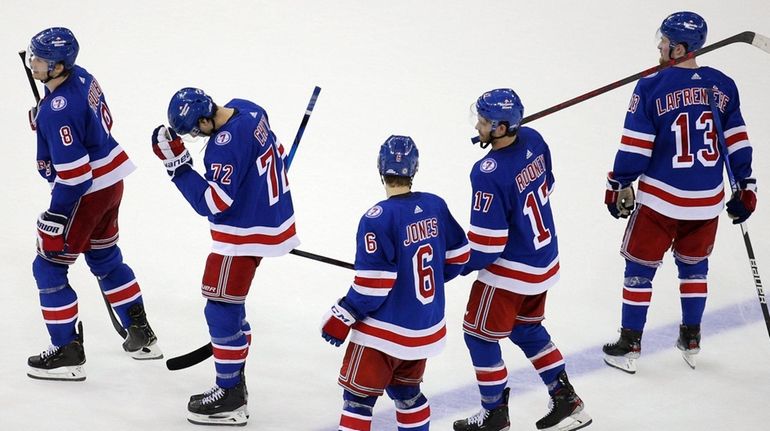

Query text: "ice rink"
[1, 1, 769, 430]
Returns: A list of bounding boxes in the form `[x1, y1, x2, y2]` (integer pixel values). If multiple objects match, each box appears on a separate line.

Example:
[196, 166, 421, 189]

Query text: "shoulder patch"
[214, 131, 232, 146]
[365, 205, 383, 219]
[479, 158, 497, 173]
[50, 96, 67, 111]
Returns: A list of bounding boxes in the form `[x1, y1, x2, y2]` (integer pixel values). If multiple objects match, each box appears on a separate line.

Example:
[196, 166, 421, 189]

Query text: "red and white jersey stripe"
[209, 215, 299, 257]
[205, 181, 234, 215]
[351, 270, 397, 297]
[477, 255, 560, 295]
[446, 243, 471, 265]
[89, 145, 135, 192]
[724, 125, 750, 155]
[619, 128, 655, 157]
[54, 154, 92, 187]
[636, 174, 725, 220]
[467, 225, 508, 254]
[350, 317, 446, 360]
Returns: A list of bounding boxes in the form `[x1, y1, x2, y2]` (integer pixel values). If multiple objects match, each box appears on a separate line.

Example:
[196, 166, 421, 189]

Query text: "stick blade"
[751, 32, 770, 54]
[165, 343, 213, 371]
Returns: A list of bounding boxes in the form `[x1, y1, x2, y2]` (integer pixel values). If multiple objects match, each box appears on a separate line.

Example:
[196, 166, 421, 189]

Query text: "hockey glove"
[726, 178, 757, 224]
[37, 211, 68, 254]
[605, 172, 636, 219]
[321, 298, 361, 347]
[29, 106, 38, 131]
[151, 125, 192, 178]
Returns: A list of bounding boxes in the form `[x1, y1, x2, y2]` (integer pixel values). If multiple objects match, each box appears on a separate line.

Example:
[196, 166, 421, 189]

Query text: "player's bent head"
[378, 135, 419, 178]
[167, 87, 216, 137]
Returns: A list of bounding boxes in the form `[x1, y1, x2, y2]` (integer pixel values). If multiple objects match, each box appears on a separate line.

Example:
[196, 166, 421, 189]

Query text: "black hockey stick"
[707, 89, 770, 339]
[165, 247, 354, 370]
[18, 50, 41, 102]
[285, 86, 321, 169]
[521, 31, 770, 125]
[19, 51, 128, 339]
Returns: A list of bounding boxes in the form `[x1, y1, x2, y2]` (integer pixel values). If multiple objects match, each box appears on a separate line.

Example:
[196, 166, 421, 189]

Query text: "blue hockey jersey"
[465, 127, 560, 295]
[172, 99, 299, 257]
[613, 66, 753, 220]
[35, 65, 136, 215]
[346, 192, 470, 360]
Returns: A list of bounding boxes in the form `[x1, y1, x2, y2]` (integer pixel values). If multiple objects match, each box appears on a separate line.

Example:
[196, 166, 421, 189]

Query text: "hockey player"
[321, 135, 470, 431]
[26, 27, 162, 382]
[453, 89, 592, 431]
[603, 11, 757, 372]
[154, 87, 299, 426]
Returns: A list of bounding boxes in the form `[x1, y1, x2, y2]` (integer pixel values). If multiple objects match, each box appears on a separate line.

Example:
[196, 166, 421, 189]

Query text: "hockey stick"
[285, 85, 321, 169]
[18, 50, 41, 102]
[521, 31, 769, 125]
[289, 248, 354, 270]
[706, 89, 770, 339]
[165, 248, 354, 370]
[19, 51, 128, 339]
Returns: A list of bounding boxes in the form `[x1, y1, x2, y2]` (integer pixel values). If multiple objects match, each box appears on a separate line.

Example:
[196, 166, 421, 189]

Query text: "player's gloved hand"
[726, 178, 757, 224]
[151, 125, 192, 178]
[321, 298, 361, 347]
[29, 106, 38, 131]
[37, 210, 68, 254]
[605, 172, 635, 219]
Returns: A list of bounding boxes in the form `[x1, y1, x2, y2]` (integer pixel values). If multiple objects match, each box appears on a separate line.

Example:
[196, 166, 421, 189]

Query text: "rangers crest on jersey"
[479, 158, 497, 173]
[365, 205, 383, 218]
[214, 131, 232, 146]
[51, 96, 67, 111]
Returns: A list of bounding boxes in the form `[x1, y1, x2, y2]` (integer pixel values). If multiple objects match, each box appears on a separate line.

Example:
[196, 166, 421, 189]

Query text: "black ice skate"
[122, 303, 163, 360]
[187, 379, 249, 427]
[27, 321, 86, 381]
[453, 387, 510, 431]
[676, 324, 701, 369]
[536, 371, 592, 431]
[602, 328, 642, 374]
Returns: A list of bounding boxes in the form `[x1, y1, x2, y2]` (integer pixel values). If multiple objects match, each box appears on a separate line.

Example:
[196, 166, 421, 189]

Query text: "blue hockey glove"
[605, 172, 635, 219]
[726, 178, 757, 224]
[37, 211, 68, 254]
[151, 125, 192, 178]
[321, 298, 361, 347]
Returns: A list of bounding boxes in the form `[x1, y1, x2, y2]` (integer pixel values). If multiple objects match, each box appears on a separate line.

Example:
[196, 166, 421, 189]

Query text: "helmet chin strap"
[471, 129, 506, 149]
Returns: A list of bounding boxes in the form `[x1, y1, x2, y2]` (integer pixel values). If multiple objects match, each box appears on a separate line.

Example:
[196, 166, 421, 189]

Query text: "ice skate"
[536, 371, 592, 431]
[27, 321, 86, 381]
[187, 379, 249, 426]
[602, 328, 642, 374]
[676, 324, 701, 369]
[453, 387, 510, 431]
[122, 303, 163, 360]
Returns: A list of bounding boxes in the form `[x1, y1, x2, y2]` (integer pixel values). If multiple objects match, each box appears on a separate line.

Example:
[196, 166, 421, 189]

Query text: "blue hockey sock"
[85, 246, 143, 327]
[510, 324, 565, 390]
[33, 256, 78, 346]
[621, 261, 657, 331]
[387, 385, 430, 431]
[676, 259, 708, 326]
[205, 300, 249, 389]
[464, 333, 507, 410]
[340, 390, 376, 431]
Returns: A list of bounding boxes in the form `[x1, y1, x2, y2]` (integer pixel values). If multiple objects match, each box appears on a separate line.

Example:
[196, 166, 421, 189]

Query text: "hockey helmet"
[474, 88, 524, 134]
[378, 135, 419, 178]
[28, 27, 79, 71]
[167, 87, 215, 136]
[659, 11, 708, 52]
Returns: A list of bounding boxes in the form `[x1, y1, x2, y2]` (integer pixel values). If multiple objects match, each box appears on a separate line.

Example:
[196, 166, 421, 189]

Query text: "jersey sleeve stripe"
[467, 231, 508, 246]
[446, 244, 471, 264]
[724, 126, 750, 154]
[351, 284, 392, 297]
[204, 182, 234, 214]
[353, 276, 397, 289]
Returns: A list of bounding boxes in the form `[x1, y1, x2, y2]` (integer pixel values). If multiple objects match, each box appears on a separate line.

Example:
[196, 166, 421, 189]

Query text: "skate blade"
[187, 406, 249, 427]
[680, 350, 698, 369]
[603, 354, 637, 374]
[127, 343, 164, 360]
[27, 365, 86, 382]
[539, 411, 593, 431]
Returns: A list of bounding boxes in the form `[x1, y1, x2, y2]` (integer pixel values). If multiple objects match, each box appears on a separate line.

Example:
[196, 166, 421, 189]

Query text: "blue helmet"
[29, 27, 79, 71]
[659, 11, 708, 52]
[475, 88, 524, 134]
[167, 87, 215, 136]
[378, 135, 419, 178]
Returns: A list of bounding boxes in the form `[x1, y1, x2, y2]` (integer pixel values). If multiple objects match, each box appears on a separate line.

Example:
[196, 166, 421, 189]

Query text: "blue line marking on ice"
[314, 298, 763, 431]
